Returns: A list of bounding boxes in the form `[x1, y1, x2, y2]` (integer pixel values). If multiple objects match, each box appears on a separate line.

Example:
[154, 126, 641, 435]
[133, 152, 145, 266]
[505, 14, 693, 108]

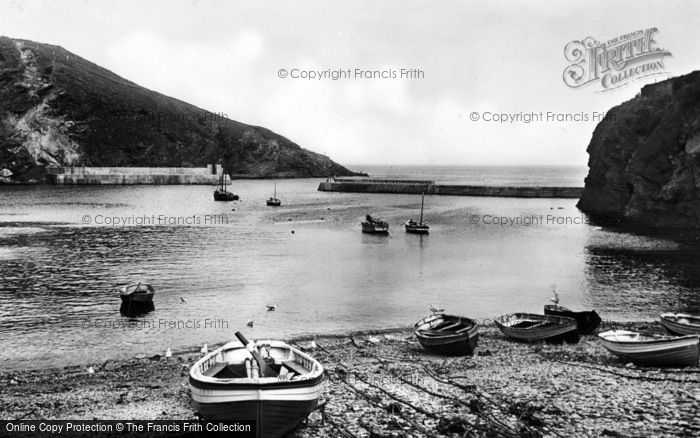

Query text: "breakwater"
[318, 179, 583, 198]
[46, 164, 228, 185]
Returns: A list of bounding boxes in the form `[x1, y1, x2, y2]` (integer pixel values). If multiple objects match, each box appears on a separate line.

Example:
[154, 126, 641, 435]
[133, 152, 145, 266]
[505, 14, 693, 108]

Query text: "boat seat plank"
[438, 322, 462, 332]
[431, 321, 454, 330]
[419, 329, 457, 336]
[283, 359, 309, 376]
[203, 361, 229, 377]
[454, 325, 474, 334]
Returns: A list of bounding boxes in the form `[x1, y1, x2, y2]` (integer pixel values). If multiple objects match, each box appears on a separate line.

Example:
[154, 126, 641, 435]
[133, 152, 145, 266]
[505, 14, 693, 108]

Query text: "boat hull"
[190, 339, 324, 438]
[119, 301, 154, 316]
[405, 223, 429, 234]
[598, 330, 700, 367]
[495, 313, 579, 343]
[119, 292, 154, 303]
[361, 222, 389, 234]
[414, 314, 479, 355]
[214, 190, 239, 201]
[659, 313, 700, 335]
[190, 383, 322, 437]
[266, 199, 281, 207]
[544, 305, 601, 334]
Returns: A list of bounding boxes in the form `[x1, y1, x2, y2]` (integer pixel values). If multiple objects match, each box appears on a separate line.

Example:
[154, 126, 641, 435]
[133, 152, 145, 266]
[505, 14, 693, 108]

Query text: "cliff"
[0, 37, 358, 183]
[578, 71, 700, 231]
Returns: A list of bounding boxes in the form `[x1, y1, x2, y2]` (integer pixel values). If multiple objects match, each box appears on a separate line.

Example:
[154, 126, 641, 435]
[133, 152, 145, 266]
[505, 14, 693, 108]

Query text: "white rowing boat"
[659, 313, 700, 335]
[189, 332, 324, 437]
[598, 330, 700, 367]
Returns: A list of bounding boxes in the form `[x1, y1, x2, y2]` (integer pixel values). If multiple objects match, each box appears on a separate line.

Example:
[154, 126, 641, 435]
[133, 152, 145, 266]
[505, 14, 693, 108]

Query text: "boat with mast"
[266, 183, 281, 206]
[405, 192, 429, 234]
[213, 171, 239, 201]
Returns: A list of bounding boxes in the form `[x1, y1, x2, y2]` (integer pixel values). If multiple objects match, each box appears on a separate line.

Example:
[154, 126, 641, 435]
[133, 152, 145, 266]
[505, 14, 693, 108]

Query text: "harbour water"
[1, 165, 699, 370]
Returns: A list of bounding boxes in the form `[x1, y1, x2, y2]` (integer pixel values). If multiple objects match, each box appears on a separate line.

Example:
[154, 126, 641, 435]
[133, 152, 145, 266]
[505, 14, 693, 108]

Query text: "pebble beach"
[1, 321, 698, 438]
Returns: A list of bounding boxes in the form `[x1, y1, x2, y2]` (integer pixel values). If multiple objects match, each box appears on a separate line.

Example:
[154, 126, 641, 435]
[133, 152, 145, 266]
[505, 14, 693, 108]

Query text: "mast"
[274, 183, 277, 199]
[419, 192, 424, 224]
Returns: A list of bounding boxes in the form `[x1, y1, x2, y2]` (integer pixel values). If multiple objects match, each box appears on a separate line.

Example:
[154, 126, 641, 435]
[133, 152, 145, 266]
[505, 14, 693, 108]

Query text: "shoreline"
[1, 321, 698, 437]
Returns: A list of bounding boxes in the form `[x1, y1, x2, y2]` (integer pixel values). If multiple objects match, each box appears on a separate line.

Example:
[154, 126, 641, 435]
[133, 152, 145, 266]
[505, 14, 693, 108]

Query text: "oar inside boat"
[235, 331, 278, 377]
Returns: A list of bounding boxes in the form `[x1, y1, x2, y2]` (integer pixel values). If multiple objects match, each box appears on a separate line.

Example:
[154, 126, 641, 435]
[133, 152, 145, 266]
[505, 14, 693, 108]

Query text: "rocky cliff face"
[0, 37, 358, 183]
[578, 71, 700, 231]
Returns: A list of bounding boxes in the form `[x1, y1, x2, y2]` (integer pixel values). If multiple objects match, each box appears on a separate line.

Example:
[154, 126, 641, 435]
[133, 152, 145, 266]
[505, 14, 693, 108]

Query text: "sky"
[1, 0, 698, 167]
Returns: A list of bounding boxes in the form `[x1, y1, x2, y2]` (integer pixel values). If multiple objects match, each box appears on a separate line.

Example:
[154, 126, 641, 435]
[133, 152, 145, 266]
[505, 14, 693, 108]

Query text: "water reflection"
[584, 237, 700, 316]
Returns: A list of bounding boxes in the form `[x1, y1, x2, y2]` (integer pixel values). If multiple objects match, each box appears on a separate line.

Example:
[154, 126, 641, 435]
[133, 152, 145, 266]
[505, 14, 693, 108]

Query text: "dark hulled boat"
[659, 313, 700, 336]
[405, 192, 429, 234]
[414, 314, 479, 355]
[361, 215, 389, 234]
[266, 183, 281, 206]
[495, 313, 579, 343]
[189, 332, 324, 438]
[213, 173, 239, 201]
[118, 283, 155, 316]
[598, 330, 700, 367]
[544, 304, 601, 334]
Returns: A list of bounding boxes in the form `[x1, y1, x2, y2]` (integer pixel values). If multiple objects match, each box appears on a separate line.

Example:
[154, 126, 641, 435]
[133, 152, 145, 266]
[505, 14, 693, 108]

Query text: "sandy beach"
[1, 321, 698, 438]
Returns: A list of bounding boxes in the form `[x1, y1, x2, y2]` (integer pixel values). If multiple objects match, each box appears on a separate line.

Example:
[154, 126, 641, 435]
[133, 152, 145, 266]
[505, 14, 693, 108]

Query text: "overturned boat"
[495, 313, 579, 343]
[659, 313, 700, 336]
[544, 304, 601, 335]
[189, 332, 324, 437]
[598, 330, 700, 367]
[414, 314, 478, 355]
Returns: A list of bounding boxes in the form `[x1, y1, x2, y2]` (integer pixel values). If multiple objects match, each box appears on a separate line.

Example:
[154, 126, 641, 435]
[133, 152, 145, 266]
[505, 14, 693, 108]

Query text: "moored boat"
[405, 192, 429, 234]
[598, 330, 700, 367]
[361, 215, 389, 234]
[544, 304, 601, 335]
[118, 282, 155, 304]
[213, 172, 239, 201]
[414, 314, 478, 355]
[266, 184, 281, 206]
[189, 332, 324, 438]
[659, 313, 700, 335]
[495, 313, 579, 343]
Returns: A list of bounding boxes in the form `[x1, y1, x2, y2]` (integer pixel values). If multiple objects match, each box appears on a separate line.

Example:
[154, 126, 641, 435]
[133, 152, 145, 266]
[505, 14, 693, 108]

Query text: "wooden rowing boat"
[659, 313, 700, 335]
[495, 313, 579, 343]
[189, 332, 324, 438]
[544, 304, 601, 334]
[598, 330, 700, 367]
[413, 314, 479, 355]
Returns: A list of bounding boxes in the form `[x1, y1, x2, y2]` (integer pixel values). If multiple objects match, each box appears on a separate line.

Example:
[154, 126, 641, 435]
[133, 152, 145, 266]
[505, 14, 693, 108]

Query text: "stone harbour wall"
[46, 165, 229, 185]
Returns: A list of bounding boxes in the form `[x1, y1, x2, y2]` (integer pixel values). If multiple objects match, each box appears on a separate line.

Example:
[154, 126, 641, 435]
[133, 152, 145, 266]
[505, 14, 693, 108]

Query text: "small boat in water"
[361, 215, 389, 234]
[598, 330, 700, 367]
[659, 313, 700, 335]
[495, 313, 579, 343]
[544, 304, 601, 335]
[213, 172, 239, 201]
[414, 314, 478, 355]
[189, 332, 324, 438]
[266, 184, 281, 206]
[405, 192, 429, 234]
[118, 283, 155, 304]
